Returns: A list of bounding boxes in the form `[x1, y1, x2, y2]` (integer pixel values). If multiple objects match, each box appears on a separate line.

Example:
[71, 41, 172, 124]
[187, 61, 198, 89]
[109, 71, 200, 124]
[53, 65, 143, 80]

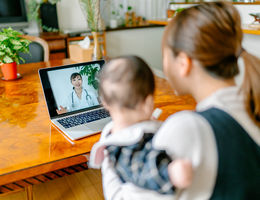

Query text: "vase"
[1, 62, 18, 80]
[92, 32, 103, 60]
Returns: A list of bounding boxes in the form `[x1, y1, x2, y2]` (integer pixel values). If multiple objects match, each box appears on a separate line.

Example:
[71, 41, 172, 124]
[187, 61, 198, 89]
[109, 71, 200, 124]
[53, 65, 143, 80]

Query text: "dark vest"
[198, 108, 260, 200]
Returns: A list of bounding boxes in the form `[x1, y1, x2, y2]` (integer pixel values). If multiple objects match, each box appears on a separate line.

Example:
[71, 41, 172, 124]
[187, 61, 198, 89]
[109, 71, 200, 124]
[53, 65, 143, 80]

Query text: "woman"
[102, 2, 260, 200]
[153, 2, 260, 199]
[56, 72, 99, 114]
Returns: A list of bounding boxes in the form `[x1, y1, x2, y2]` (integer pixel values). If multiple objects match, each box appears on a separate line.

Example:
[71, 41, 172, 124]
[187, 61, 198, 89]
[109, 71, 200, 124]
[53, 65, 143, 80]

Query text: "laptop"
[39, 60, 111, 140]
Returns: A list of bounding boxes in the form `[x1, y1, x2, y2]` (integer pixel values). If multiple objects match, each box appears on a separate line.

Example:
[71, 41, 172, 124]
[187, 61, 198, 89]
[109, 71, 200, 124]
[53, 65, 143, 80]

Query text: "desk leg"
[25, 185, 33, 200]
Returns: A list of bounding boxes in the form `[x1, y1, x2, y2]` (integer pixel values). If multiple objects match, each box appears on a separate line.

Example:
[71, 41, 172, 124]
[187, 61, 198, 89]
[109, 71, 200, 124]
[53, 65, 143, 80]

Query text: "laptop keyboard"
[57, 109, 110, 129]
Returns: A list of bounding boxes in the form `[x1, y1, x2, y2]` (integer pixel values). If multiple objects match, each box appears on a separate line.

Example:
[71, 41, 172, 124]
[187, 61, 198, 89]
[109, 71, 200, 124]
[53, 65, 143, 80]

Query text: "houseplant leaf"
[3, 55, 13, 63]
[0, 35, 8, 42]
[10, 39, 22, 46]
[0, 27, 31, 65]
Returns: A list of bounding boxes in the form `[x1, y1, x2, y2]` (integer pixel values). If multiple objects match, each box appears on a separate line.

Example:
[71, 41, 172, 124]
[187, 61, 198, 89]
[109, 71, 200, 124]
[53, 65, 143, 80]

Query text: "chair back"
[19, 35, 49, 63]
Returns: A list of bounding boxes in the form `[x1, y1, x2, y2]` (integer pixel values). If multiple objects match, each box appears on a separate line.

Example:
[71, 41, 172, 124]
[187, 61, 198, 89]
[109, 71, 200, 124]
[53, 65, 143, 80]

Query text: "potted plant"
[0, 28, 31, 80]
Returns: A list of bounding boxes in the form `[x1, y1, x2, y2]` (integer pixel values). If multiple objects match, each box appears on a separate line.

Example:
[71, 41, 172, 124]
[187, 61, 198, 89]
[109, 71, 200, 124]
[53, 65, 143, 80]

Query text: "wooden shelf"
[243, 28, 260, 35]
[148, 20, 168, 26]
[169, 1, 260, 5]
[39, 32, 68, 60]
[148, 20, 260, 35]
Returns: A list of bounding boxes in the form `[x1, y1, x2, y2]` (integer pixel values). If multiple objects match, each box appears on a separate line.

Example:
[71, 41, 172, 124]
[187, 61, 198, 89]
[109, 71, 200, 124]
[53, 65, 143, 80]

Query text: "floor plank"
[0, 169, 104, 200]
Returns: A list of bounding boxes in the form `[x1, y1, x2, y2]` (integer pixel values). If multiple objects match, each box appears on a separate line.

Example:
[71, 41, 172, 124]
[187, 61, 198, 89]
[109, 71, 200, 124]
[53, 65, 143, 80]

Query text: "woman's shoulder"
[161, 110, 210, 132]
[153, 110, 216, 158]
[154, 110, 212, 141]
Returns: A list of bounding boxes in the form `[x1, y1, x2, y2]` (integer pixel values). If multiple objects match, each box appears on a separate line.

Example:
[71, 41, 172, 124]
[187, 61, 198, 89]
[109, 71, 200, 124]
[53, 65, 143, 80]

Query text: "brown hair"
[99, 55, 155, 109]
[163, 2, 260, 126]
[70, 72, 82, 82]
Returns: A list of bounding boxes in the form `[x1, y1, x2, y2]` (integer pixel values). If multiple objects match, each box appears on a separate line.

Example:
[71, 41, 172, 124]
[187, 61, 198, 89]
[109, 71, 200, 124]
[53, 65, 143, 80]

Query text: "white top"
[153, 86, 260, 200]
[90, 121, 162, 169]
[62, 88, 99, 112]
[101, 86, 260, 200]
[91, 120, 174, 200]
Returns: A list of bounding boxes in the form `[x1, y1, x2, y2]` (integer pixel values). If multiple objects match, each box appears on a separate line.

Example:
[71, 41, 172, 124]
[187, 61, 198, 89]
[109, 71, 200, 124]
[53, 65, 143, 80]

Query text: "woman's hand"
[56, 106, 68, 114]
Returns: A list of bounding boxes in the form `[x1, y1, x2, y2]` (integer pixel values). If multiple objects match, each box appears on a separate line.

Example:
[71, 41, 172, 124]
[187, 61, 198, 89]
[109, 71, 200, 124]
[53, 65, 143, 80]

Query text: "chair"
[19, 35, 49, 63]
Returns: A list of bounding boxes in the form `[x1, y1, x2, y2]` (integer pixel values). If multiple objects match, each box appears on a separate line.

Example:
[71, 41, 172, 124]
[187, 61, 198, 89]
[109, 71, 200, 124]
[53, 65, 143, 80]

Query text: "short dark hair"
[70, 73, 82, 82]
[99, 55, 155, 109]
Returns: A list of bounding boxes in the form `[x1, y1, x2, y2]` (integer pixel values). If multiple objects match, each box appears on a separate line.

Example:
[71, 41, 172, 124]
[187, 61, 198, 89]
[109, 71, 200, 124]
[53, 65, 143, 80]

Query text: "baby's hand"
[168, 159, 193, 189]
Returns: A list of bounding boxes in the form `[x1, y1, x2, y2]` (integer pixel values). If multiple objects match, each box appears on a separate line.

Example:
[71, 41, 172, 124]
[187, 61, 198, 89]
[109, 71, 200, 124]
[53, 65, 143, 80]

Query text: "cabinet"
[39, 32, 68, 60]
[39, 32, 106, 61]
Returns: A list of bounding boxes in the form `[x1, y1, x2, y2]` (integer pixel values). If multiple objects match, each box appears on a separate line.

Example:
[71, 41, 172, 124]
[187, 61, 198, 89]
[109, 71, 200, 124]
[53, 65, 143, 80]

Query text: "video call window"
[47, 63, 101, 114]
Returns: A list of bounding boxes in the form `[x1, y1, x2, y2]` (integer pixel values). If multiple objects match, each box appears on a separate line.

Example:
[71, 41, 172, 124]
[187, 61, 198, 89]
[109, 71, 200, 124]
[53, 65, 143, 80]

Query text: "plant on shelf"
[0, 28, 31, 80]
[78, 0, 105, 60]
[125, 5, 136, 27]
[110, 4, 124, 28]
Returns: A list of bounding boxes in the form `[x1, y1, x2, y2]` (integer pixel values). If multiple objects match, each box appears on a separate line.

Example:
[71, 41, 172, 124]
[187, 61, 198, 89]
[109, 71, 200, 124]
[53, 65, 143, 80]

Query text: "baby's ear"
[102, 100, 110, 111]
[142, 95, 154, 115]
[145, 95, 154, 107]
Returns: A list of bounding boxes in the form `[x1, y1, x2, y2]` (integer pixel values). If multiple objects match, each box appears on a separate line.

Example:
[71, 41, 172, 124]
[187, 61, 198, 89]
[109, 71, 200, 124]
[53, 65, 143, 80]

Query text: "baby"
[90, 56, 192, 195]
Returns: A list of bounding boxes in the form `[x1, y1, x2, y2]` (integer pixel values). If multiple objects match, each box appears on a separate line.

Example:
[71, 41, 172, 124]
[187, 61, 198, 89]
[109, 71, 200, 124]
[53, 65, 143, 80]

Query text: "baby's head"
[99, 56, 155, 118]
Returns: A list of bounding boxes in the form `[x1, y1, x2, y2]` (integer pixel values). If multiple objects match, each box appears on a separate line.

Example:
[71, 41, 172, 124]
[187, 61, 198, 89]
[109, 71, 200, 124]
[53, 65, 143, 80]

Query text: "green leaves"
[42, 25, 59, 32]
[3, 55, 13, 63]
[78, 64, 100, 89]
[0, 35, 8, 42]
[0, 27, 31, 64]
[10, 39, 21, 46]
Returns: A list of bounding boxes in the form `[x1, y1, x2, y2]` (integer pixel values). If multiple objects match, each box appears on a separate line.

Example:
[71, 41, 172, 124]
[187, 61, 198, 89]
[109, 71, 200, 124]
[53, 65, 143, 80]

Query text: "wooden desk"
[0, 59, 196, 197]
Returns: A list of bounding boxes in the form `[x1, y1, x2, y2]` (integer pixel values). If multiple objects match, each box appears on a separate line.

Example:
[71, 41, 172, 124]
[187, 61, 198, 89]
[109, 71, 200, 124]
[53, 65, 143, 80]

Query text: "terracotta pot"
[1, 62, 17, 80]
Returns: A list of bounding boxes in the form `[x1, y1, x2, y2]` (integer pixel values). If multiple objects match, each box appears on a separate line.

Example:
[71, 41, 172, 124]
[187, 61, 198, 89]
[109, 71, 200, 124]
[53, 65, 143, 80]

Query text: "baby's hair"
[70, 73, 82, 82]
[99, 55, 155, 109]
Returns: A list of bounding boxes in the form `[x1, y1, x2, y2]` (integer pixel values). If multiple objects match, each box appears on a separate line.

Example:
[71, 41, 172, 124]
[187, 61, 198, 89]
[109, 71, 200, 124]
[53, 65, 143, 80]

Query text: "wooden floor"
[0, 169, 104, 200]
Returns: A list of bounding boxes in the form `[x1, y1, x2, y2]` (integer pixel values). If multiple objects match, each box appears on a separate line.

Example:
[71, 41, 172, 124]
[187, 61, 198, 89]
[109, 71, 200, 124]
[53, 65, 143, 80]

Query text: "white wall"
[243, 34, 260, 58]
[169, 4, 260, 25]
[56, 0, 172, 32]
[47, 2, 260, 76]
[105, 26, 260, 77]
[106, 27, 164, 72]
[57, 0, 88, 32]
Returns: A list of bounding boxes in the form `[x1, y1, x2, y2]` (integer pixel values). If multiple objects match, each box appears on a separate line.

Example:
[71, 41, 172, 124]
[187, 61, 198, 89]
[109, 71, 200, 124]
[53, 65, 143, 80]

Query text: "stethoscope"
[71, 88, 93, 108]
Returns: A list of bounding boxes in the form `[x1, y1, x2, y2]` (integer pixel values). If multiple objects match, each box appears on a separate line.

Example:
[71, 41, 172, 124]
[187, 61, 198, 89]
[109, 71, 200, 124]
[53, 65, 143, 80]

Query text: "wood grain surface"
[0, 59, 196, 186]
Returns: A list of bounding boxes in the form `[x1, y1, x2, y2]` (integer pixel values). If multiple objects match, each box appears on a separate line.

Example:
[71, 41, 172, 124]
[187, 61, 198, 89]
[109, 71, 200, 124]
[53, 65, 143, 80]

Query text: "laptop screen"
[39, 60, 105, 118]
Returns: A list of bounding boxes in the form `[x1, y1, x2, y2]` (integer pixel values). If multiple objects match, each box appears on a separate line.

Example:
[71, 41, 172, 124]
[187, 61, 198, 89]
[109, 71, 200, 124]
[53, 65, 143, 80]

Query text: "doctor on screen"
[56, 73, 99, 114]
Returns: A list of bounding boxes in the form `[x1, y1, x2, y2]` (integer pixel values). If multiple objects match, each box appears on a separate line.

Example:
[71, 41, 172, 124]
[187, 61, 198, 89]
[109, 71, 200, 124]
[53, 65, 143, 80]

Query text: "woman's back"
[153, 86, 260, 199]
[159, 2, 260, 199]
